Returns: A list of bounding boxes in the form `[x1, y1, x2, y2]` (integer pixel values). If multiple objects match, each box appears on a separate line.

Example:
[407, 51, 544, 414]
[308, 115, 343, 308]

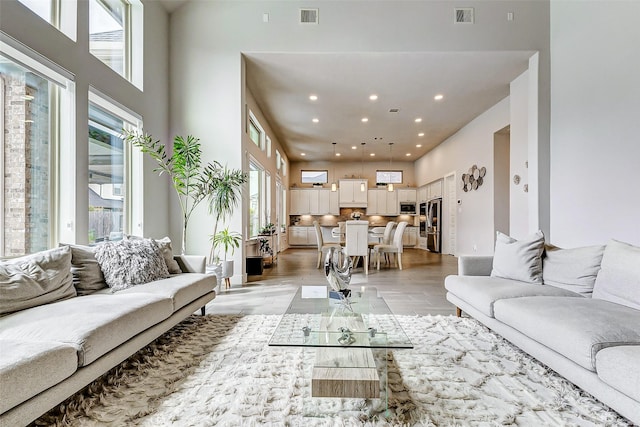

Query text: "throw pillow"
[491, 230, 545, 284]
[125, 235, 182, 274]
[95, 239, 170, 292]
[0, 246, 75, 315]
[543, 244, 605, 296]
[592, 240, 640, 310]
[62, 244, 108, 295]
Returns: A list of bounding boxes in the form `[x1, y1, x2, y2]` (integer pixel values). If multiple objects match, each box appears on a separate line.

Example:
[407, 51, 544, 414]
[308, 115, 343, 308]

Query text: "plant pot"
[221, 260, 234, 278]
[205, 263, 223, 289]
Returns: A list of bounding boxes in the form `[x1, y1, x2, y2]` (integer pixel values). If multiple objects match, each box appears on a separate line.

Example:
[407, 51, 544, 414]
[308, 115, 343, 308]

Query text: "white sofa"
[0, 243, 216, 426]
[445, 238, 640, 424]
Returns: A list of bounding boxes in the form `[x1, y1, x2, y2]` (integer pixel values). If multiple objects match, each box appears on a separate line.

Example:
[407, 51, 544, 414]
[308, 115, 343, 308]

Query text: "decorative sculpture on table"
[324, 246, 353, 311]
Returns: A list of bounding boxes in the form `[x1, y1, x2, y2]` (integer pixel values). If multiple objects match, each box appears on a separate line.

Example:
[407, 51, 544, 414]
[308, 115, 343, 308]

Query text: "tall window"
[90, 0, 130, 79]
[248, 159, 266, 237]
[0, 49, 73, 256]
[88, 93, 142, 244]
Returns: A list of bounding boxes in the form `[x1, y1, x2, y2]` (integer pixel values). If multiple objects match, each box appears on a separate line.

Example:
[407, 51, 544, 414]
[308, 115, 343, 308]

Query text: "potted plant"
[204, 165, 247, 265]
[211, 227, 242, 279]
[122, 131, 214, 254]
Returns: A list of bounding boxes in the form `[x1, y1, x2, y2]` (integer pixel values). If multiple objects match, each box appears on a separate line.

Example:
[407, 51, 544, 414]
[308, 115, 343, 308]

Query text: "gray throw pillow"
[0, 246, 75, 315]
[125, 235, 182, 274]
[543, 244, 605, 296]
[95, 239, 170, 292]
[491, 230, 545, 284]
[592, 240, 640, 310]
[62, 244, 108, 295]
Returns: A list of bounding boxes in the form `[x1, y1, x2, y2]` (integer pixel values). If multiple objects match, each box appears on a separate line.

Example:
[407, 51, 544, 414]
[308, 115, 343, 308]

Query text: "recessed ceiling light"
[361, 117, 369, 123]
[434, 94, 444, 101]
[415, 118, 422, 123]
[301, 153, 306, 156]
[406, 153, 412, 157]
[370, 153, 375, 157]
[335, 153, 341, 157]
[416, 144, 422, 148]
[369, 94, 378, 101]
[418, 132, 424, 137]
[312, 118, 319, 123]
[351, 146, 357, 150]
[309, 95, 318, 101]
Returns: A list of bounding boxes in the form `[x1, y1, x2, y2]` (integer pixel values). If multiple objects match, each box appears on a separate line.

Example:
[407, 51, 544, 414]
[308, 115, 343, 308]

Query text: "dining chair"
[373, 221, 408, 270]
[345, 220, 369, 275]
[376, 221, 397, 266]
[313, 221, 341, 268]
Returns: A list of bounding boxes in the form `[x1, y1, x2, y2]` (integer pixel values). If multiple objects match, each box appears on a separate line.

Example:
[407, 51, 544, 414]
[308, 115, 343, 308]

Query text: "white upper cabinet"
[417, 186, 428, 203]
[397, 188, 417, 202]
[290, 189, 339, 215]
[367, 189, 397, 215]
[428, 180, 443, 199]
[339, 179, 368, 207]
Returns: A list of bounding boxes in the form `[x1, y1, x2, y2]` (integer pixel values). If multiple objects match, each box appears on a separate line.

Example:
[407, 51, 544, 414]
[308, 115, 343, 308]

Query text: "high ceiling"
[156, 1, 533, 164]
[245, 51, 533, 163]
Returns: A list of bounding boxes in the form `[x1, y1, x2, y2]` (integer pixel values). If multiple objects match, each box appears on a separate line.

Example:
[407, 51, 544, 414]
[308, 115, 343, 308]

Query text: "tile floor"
[206, 248, 458, 317]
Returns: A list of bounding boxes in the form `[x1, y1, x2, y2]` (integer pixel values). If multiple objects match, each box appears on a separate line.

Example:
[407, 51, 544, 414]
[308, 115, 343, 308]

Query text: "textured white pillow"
[491, 230, 545, 284]
[95, 239, 170, 292]
[592, 240, 640, 310]
[543, 245, 605, 296]
[125, 235, 182, 274]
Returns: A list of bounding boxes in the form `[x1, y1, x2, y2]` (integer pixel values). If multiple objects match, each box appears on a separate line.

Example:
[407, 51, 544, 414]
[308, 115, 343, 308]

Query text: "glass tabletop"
[268, 286, 413, 349]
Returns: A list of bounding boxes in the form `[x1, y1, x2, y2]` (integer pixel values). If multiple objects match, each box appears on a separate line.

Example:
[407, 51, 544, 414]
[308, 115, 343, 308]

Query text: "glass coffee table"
[269, 286, 412, 414]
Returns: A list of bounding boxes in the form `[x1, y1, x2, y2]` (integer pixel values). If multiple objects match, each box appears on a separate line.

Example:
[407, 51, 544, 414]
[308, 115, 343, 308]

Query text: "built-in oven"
[419, 202, 427, 237]
[399, 202, 417, 215]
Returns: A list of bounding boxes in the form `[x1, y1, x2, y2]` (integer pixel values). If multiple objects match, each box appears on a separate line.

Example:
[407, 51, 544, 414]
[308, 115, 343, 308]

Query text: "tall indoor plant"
[205, 165, 247, 264]
[123, 131, 212, 254]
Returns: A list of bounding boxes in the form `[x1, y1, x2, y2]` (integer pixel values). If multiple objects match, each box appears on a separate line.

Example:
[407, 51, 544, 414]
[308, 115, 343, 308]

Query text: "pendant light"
[360, 142, 366, 192]
[387, 142, 394, 192]
[331, 142, 337, 192]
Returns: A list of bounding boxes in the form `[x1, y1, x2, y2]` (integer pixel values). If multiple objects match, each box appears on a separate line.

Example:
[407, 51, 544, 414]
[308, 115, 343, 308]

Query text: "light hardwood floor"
[206, 248, 458, 316]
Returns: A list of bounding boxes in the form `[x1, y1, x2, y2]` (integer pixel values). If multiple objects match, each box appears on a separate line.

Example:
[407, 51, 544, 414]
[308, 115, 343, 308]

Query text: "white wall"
[1, 0, 171, 243]
[509, 70, 530, 238]
[170, 0, 550, 263]
[550, 1, 640, 247]
[414, 98, 510, 255]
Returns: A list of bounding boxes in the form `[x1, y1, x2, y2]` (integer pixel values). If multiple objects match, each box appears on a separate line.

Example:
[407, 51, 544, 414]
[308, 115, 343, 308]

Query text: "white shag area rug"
[35, 314, 630, 426]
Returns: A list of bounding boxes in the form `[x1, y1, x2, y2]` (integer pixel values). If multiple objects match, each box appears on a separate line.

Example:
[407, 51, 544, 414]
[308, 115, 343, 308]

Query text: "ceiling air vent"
[389, 108, 400, 113]
[454, 7, 474, 24]
[300, 8, 319, 24]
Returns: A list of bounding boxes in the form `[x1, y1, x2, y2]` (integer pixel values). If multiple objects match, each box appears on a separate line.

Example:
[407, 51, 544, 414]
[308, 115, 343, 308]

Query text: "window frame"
[88, 87, 144, 241]
[376, 170, 403, 184]
[0, 38, 75, 254]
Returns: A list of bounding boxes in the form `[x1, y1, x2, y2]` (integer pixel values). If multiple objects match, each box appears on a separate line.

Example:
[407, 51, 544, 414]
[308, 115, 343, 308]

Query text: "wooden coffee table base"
[312, 347, 380, 398]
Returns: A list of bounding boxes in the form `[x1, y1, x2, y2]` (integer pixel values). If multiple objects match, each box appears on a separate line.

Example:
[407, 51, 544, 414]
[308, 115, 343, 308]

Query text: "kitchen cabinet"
[290, 189, 339, 215]
[317, 189, 339, 215]
[417, 186, 428, 203]
[290, 189, 310, 214]
[367, 189, 397, 215]
[428, 180, 443, 200]
[289, 226, 317, 246]
[339, 179, 368, 207]
[402, 226, 418, 247]
[397, 188, 417, 202]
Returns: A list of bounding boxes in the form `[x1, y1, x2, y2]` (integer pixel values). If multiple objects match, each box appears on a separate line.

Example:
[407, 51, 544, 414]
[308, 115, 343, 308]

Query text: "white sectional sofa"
[445, 236, 640, 424]
[0, 241, 216, 426]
